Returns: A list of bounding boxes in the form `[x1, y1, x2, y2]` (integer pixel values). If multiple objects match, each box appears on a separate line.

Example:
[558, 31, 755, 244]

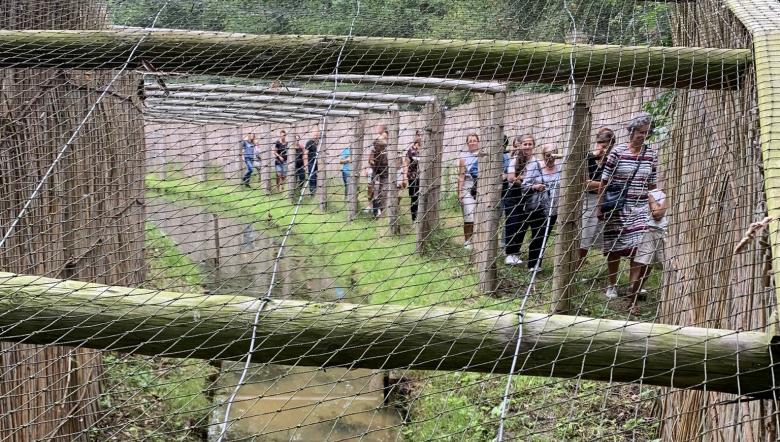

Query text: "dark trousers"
[295, 163, 306, 189]
[503, 186, 526, 255]
[523, 210, 557, 270]
[307, 160, 318, 194]
[242, 158, 254, 184]
[408, 178, 419, 221]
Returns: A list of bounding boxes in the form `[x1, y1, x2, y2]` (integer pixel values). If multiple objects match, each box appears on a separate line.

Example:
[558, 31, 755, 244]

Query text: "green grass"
[145, 174, 662, 441]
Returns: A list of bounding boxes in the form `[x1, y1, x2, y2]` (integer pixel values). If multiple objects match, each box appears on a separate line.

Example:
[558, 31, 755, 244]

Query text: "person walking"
[575, 127, 616, 273]
[404, 137, 421, 221]
[503, 134, 536, 265]
[368, 125, 389, 218]
[294, 135, 306, 192]
[304, 129, 321, 196]
[339, 145, 351, 199]
[597, 113, 658, 300]
[519, 144, 561, 272]
[273, 129, 288, 191]
[240, 133, 257, 188]
[457, 133, 480, 250]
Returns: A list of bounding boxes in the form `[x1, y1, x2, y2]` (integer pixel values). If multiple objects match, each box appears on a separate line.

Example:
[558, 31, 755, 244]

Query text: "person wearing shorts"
[633, 188, 667, 299]
[273, 130, 288, 191]
[457, 133, 480, 250]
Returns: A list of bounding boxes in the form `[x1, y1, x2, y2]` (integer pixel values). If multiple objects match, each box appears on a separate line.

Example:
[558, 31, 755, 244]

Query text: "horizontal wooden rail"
[149, 83, 437, 105]
[0, 28, 751, 89]
[0, 272, 775, 397]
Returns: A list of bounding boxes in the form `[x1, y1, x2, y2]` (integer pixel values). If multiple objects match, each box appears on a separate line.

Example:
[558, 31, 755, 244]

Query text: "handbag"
[600, 146, 645, 217]
[521, 161, 543, 212]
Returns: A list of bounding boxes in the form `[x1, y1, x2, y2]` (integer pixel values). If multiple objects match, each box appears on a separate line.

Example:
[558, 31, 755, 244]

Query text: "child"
[632, 187, 668, 306]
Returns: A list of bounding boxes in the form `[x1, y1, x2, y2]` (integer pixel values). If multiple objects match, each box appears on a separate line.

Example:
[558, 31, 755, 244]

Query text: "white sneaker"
[605, 285, 618, 299]
[463, 240, 473, 251]
[505, 255, 522, 266]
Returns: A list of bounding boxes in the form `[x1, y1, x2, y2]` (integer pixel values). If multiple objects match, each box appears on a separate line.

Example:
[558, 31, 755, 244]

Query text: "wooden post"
[387, 110, 401, 234]
[261, 123, 273, 194]
[213, 214, 221, 282]
[474, 92, 506, 293]
[0, 271, 776, 398]
[552, 85, 593, 313]
[348, 115, 365, 221]
[552, 32, 594, 314]
[318, 117, 328, 211]
[416, 100, 444, 253]
[287, 133, 298, 202]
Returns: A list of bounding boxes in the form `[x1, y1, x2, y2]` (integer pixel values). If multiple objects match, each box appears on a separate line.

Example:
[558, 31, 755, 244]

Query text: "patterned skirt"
[602, 198, 648, 256]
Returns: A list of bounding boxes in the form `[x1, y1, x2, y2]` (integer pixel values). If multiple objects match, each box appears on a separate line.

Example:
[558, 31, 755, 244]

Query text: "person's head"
[312, 126, 321, 140]
[244, 133, 254, 141]
[515, 134, 535, 158]
[594, 127, 615, 155]
[279, 129, 287, 141]
[414, 129, 422, 142]
[412, 140, 421, 149]
[376, 124, 388, 138]
[542, 145, 560, 166]
[626, 113, 653, 146]
[466, 133, 480, 152]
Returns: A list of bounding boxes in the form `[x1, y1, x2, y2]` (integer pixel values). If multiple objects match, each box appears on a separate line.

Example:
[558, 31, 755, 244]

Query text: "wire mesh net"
[0, 0, 777, 440]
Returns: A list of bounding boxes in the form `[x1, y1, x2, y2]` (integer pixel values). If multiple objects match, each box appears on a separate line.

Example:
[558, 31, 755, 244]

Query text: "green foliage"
[108, 0, 672, 45]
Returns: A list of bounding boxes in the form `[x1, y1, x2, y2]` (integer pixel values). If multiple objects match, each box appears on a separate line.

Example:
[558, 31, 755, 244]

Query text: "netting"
[0, 0, 778, 440]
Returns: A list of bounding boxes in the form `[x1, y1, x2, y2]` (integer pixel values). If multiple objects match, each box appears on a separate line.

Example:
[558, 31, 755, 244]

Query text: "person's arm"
[596, 151, 617, 220]
[522, 161, 545, 192]
[586, 178, 603, 192]
[648, 192, 667, 220]
[457, 159, 466, 203]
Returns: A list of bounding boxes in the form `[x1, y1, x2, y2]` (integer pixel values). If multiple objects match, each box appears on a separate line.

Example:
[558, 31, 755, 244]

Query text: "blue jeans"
[342, 170, 349, 198]
[242, 157, 254, 184]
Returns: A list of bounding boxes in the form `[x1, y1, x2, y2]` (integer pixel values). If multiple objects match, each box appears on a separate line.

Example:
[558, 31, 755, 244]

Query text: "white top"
[647, 189, 668, 231]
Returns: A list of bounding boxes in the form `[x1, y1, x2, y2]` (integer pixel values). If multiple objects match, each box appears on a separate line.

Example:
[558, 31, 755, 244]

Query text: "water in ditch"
[147, 198, 401, 441]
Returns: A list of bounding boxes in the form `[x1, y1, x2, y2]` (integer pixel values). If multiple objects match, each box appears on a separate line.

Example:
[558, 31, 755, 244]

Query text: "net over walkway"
[0, 0, 779, 440]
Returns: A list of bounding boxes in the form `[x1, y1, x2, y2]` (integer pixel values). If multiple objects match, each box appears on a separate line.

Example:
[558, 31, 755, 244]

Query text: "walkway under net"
[0, 0, 778, 440]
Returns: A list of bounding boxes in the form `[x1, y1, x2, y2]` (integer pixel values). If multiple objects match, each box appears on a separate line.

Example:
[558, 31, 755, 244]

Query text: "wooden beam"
[145, 105, 331, 122]
[303, 75, 508, 93]
[149, 83, 435, 105]
[146, 99, 363, 118]
[0, 271, 775, 398]
[0, 28, 750, 89]
[146, 89, 401, 112]
[722, 0, 780, 332]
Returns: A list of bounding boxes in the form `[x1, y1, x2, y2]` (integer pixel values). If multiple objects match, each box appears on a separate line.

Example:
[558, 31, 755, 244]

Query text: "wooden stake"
[474, 92, 506, 293]
[552, 84, 593, 314]
[416, 100, 444, 253]
[387, 111, 401, 234]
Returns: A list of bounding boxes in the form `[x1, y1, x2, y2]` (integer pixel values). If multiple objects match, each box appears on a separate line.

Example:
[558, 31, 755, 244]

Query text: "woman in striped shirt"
[597, 113, 658, 299]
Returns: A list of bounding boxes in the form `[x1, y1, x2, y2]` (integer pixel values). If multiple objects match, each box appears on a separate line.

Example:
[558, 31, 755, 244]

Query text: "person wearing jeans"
[339, 146, 351, 199]
[240, 133, 257, 187]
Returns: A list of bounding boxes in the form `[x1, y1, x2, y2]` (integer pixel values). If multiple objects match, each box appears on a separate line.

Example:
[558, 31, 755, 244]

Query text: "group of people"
[457, 113, 667, 303]
[240, 125, 422, 222]
[240, 129, 321, 195]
